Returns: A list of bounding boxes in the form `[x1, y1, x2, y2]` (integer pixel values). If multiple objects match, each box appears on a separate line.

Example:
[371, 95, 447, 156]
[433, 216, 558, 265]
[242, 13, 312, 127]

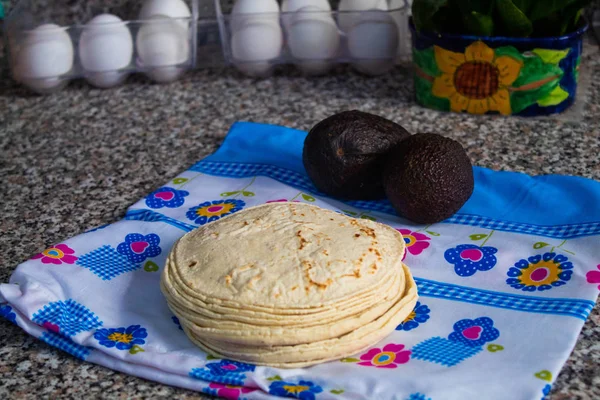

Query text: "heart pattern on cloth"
[535, 370, 553, 381]
[131, 241, 149, 254]
[460, 248, 484, 262]
[462, 326, 483, 340]
[144, 261, 160, 272]
[154, 191, 175, 201]
[487, 344, 504, 352]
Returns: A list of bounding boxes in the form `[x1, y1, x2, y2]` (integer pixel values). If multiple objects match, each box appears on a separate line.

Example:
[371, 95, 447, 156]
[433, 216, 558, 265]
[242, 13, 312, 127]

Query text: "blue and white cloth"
[1, 122, 599, 400]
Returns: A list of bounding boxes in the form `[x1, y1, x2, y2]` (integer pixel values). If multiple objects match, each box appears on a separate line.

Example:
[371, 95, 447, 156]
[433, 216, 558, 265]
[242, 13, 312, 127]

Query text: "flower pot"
[410, 21, 588, 116]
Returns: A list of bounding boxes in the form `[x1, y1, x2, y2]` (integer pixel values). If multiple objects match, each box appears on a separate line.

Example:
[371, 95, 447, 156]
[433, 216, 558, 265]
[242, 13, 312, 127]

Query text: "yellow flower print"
[432, 41, 523, 115]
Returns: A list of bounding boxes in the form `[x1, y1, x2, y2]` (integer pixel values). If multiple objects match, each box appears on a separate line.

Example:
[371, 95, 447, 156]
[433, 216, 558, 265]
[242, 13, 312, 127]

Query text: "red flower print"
[397, 229, 431, 261]
[586, 265, 600, 290]
[31, 244, 78, 265]
[208, 383, 256, 399]
[358, 343, 411, 368]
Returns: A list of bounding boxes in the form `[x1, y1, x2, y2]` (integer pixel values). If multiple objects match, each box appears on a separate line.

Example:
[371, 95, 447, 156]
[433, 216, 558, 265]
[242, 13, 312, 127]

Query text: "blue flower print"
[205, 359, 256, 376]
[507, 252, 572, 292]
[0, 304, 17, 324]
[396, 302, 430, 331]
[444, 244, 498, 277]
[448, 317, 499, 347]
[186, 199, 246, 225]
[541, 384, 551, 400]
[172, 316, 183, 330]
[94, 325, 147, 350]
[269, 380, 324, 400]
[117, 233, 161, 264]
[145, 187, 189, 209]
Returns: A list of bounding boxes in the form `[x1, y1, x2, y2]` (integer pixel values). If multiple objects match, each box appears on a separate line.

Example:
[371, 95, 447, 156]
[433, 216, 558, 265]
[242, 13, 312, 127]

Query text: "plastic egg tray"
[4, 0, 411, 93]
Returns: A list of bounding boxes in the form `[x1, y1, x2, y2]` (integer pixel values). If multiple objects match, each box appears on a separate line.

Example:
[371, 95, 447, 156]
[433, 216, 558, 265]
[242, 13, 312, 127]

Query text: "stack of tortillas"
[161, 203, 418, 368]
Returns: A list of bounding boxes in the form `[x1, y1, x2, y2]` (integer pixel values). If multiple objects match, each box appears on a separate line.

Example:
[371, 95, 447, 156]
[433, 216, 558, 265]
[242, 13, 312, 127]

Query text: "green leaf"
[340, 357, 360, 363]
[463, 11, 494, 36]
[172, 178, 188, 185]
[469, 234, 488, 241]
[412, 0, 448, 32]
[415, 76, 451, 112]
[220, 191, 240, 197]
[527, 0, 589, 22]
[495, 0, 533, 37]
[267, 375, 282, 381]
[242, 191, 255, 197]
[574, 55, 581, 83]
[360, 215, 377, 221]
[533, 242, 549, 249]
[330, 389, 345, 395]
[206, 355, 219, 360]
[494, 46, 525, 62]
[537, 85, 569, 107]
[342, 210, 358, 216]
[510, 53, 563, 113]
[302, 194, 316, 202]
[143, 261, 160, 272]
[426, 231, 441, 236]
[455, 0, 494, 14]
[532, 49, 570, 65]
[412, 47, 440, 79]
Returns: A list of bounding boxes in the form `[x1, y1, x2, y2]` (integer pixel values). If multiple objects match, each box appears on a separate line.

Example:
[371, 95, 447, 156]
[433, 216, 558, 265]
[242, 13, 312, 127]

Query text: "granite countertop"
[1, 27, 600, 399]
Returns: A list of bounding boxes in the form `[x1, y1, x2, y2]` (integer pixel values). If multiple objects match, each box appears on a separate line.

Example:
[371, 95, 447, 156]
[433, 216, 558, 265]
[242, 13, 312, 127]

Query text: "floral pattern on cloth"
[396, 302, 431, 331]
[145, 187, 190, 209]
[541, 384, 552, 400]
[506, 252, 573, 292]
[186, 199, 246, 225]
[203, 383, 257, 400]
[444, 244, 498, 277]
[172, 316, 183, 330]
[268, 379, 323, 400]
[412, 316, 500, 367]
[31, 244, 78, 265]
[448, 317, 500, 347]
[585, 264, 600, 290]
[0, 304, 17, 324]
[397, 229, 431, 260]
[116, 233, 161, 264]
[94, 325, 148, 351]
[190, 360, 256, 386]
[358, 343, 411, 368]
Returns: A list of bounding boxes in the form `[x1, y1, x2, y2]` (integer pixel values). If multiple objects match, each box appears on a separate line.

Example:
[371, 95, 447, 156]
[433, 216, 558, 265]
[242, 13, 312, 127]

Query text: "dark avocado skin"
[383, 133, 474, 224]
[303, 110, 411, 200]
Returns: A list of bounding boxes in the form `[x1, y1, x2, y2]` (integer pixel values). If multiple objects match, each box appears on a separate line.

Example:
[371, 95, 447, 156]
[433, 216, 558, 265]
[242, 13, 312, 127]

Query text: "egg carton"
[4, 0, 412, 93]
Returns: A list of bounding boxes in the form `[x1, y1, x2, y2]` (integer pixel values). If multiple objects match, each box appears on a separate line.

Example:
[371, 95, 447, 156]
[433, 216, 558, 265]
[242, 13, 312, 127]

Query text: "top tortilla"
[168, 202, 406, 309]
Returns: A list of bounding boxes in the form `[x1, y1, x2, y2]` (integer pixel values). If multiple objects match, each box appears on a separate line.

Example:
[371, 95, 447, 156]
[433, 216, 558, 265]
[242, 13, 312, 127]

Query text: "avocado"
[383, 133, 474, 224]
[303, 110, 411, 200]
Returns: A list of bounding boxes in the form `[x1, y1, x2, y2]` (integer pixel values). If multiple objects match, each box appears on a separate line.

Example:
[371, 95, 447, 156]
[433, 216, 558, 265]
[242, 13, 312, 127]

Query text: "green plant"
[412, 0, 591, 37]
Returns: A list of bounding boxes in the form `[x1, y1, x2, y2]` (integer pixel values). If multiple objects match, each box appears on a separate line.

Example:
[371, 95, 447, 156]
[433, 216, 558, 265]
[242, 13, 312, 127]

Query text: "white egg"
[79, 14, 133, 88]
[281, 1, 332, 30]
[337, 0, 387, 31]
[231, 0, 280, 33]
[136, 16, 190, 82]
[287, 7, 340, 75]
[231, 22, 283, 77]
[282, 0, 331, 13]
[388, 0, 411, 62]
[13, 23, 74, 92]
[347, 11, 398, 75]
[139, 0, 191, 28]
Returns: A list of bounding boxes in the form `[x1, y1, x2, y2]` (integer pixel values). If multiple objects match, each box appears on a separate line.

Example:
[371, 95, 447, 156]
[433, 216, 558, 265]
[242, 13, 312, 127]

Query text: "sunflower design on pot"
[506, 252, 573, 292]
[186, 199, 246, 225]
[431, 41, 522, 115]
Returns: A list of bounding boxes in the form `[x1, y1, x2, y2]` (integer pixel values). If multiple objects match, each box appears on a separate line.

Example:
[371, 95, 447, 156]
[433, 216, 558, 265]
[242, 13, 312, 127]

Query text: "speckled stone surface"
[1, 23, 600, 400]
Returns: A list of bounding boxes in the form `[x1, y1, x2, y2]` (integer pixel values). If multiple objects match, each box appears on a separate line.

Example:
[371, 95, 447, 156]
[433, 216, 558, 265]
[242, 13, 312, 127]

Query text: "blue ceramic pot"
[410, 21, 588, 116]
